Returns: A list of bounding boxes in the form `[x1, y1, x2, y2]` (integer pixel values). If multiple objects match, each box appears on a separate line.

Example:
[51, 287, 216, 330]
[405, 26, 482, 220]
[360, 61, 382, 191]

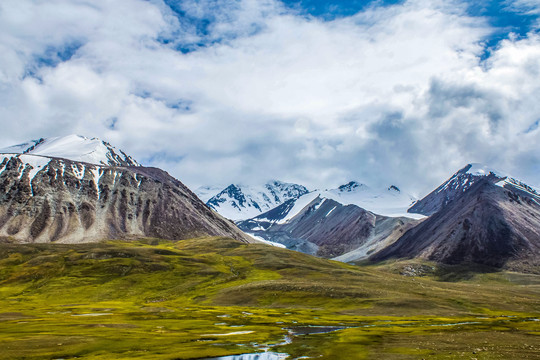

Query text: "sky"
[1, 0, 540, 196]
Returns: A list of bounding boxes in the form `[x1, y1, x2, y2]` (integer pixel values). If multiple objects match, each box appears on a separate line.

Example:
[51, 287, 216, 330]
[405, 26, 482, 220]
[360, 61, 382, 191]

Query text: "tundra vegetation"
[0, 237, 538, 359]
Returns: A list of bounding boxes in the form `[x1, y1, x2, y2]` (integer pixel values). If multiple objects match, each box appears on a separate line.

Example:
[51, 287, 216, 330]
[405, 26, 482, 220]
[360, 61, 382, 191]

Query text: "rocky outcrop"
[0, 155, 251, 244]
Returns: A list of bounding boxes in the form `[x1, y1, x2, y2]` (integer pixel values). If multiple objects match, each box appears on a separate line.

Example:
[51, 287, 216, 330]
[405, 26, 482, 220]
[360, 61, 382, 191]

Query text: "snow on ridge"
[0, 135, 139, 167]
[466, 163, 506, 177]
[19, 155, 51, 182]
[324, 182, 420, 219]
[206, 179, 422, 222]
[275, 192, 320, 224]
[463, 163, 539, 196]
[247, 233, 287, 248]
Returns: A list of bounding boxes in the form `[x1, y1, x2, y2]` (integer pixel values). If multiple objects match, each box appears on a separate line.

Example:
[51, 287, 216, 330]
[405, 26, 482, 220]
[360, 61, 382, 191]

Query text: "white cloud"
[1, 0, 540, 194]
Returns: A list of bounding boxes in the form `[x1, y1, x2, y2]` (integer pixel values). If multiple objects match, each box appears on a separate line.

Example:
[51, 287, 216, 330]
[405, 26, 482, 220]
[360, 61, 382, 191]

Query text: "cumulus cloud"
[1, 0, 540, 194]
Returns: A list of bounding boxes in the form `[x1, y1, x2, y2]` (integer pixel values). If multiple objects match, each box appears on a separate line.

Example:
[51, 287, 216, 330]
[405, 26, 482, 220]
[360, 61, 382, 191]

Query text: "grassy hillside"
[0, 237, 538, 359]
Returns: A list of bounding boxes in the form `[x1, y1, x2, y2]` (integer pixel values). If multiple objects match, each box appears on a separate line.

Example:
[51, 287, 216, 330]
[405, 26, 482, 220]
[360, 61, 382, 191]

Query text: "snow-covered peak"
[0, 135, 139, 167]
[463, 163, 506, 177]
[323, 182, 419, 218]
[205, 181, 309, 221]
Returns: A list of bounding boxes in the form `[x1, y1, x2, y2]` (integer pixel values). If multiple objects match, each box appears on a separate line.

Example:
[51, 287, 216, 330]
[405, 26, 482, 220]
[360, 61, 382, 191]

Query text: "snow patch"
[71, 164, 86, 180]
[89, 166, 102, 188]
[248, 233, 287, 248]
[325, 206, 337, 217]
[19, 155, 51, 181]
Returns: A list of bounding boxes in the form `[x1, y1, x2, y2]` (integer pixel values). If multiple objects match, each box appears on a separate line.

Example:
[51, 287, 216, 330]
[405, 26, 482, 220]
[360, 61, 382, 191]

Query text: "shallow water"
[202, 325, 350, 360]
[202, 352, 288, 360]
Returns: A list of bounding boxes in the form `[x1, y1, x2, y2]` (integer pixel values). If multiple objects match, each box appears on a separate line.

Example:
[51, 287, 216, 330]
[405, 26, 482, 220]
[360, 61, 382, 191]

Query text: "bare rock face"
[0, 155, 251, 244]
[372, 179, 540, 269]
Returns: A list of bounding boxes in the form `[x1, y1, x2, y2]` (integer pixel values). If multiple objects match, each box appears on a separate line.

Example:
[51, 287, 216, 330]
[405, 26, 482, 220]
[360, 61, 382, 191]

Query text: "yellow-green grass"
[0, 237, 538, 359]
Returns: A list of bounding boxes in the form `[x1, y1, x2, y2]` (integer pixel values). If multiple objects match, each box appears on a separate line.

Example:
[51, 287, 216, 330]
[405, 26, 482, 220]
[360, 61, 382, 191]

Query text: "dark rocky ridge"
[372, 179, 540, 269]
[0, 155, 251, 243]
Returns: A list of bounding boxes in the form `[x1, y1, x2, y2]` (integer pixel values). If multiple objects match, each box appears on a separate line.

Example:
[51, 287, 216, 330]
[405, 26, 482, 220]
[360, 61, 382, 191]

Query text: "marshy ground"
[0, 237, 538, 359]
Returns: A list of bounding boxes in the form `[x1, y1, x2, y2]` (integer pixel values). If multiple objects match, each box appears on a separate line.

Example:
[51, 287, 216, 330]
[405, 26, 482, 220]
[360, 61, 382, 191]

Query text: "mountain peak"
[409, 163, 539, 216]
[458, 163, 505, 177]
[0, 134, 139, 167]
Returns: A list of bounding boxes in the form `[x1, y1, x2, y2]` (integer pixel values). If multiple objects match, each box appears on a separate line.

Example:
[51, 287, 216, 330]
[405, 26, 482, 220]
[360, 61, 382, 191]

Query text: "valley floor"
[0, 238, 538, 359]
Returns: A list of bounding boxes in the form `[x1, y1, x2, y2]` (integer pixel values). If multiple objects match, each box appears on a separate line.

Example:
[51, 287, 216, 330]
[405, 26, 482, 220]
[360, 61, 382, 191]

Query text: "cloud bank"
[1, 0, 540, 195]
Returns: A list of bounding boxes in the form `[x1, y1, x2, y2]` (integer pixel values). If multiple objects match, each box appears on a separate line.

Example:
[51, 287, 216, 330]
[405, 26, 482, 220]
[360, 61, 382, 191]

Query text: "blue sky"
[1, 0, 540, 194]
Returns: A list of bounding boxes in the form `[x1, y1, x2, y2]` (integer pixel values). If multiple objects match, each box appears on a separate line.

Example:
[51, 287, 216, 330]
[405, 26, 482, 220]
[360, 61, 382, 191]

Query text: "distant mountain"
[0, 137, 251, 244]
[374, 166, 540, 271]
[0, 134, 139, 167]
[203, 181, 309, 221]
[238, 191, 419, 258]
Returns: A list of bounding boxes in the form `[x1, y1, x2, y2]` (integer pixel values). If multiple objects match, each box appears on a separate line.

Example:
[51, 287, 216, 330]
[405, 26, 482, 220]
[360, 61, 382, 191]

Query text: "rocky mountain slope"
[373, 171, 540, 270]
[202, 181, 309, 221]
[0, 136, 251, 244]
[238, 193, 418, 258]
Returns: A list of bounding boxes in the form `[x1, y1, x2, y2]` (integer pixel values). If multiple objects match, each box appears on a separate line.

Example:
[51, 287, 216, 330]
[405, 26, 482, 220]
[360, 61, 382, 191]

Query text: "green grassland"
[0, 237, 538, 359]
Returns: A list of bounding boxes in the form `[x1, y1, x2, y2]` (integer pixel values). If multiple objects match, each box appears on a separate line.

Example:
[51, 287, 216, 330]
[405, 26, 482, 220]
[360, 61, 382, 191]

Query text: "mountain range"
[213, 163, 540, 271]
[200, 181, 310, 221]
[198, 180, 420, 221]
[1, 135, 539, 272]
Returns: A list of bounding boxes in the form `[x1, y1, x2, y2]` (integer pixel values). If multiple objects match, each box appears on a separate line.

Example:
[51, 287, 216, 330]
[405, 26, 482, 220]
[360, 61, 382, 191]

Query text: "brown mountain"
[372, 178, 540, 270]
[0, 154, 250, 244]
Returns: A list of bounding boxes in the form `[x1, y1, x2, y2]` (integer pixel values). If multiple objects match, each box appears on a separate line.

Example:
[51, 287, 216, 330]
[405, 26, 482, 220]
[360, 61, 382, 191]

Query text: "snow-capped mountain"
[235, 180, 421, 247]
[203, 181, 310, 221]
[0, 134, 139, 167]
[408, 163, 540, 216]
[0, 136, 251, 244]
[235, 180, 422, 258]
